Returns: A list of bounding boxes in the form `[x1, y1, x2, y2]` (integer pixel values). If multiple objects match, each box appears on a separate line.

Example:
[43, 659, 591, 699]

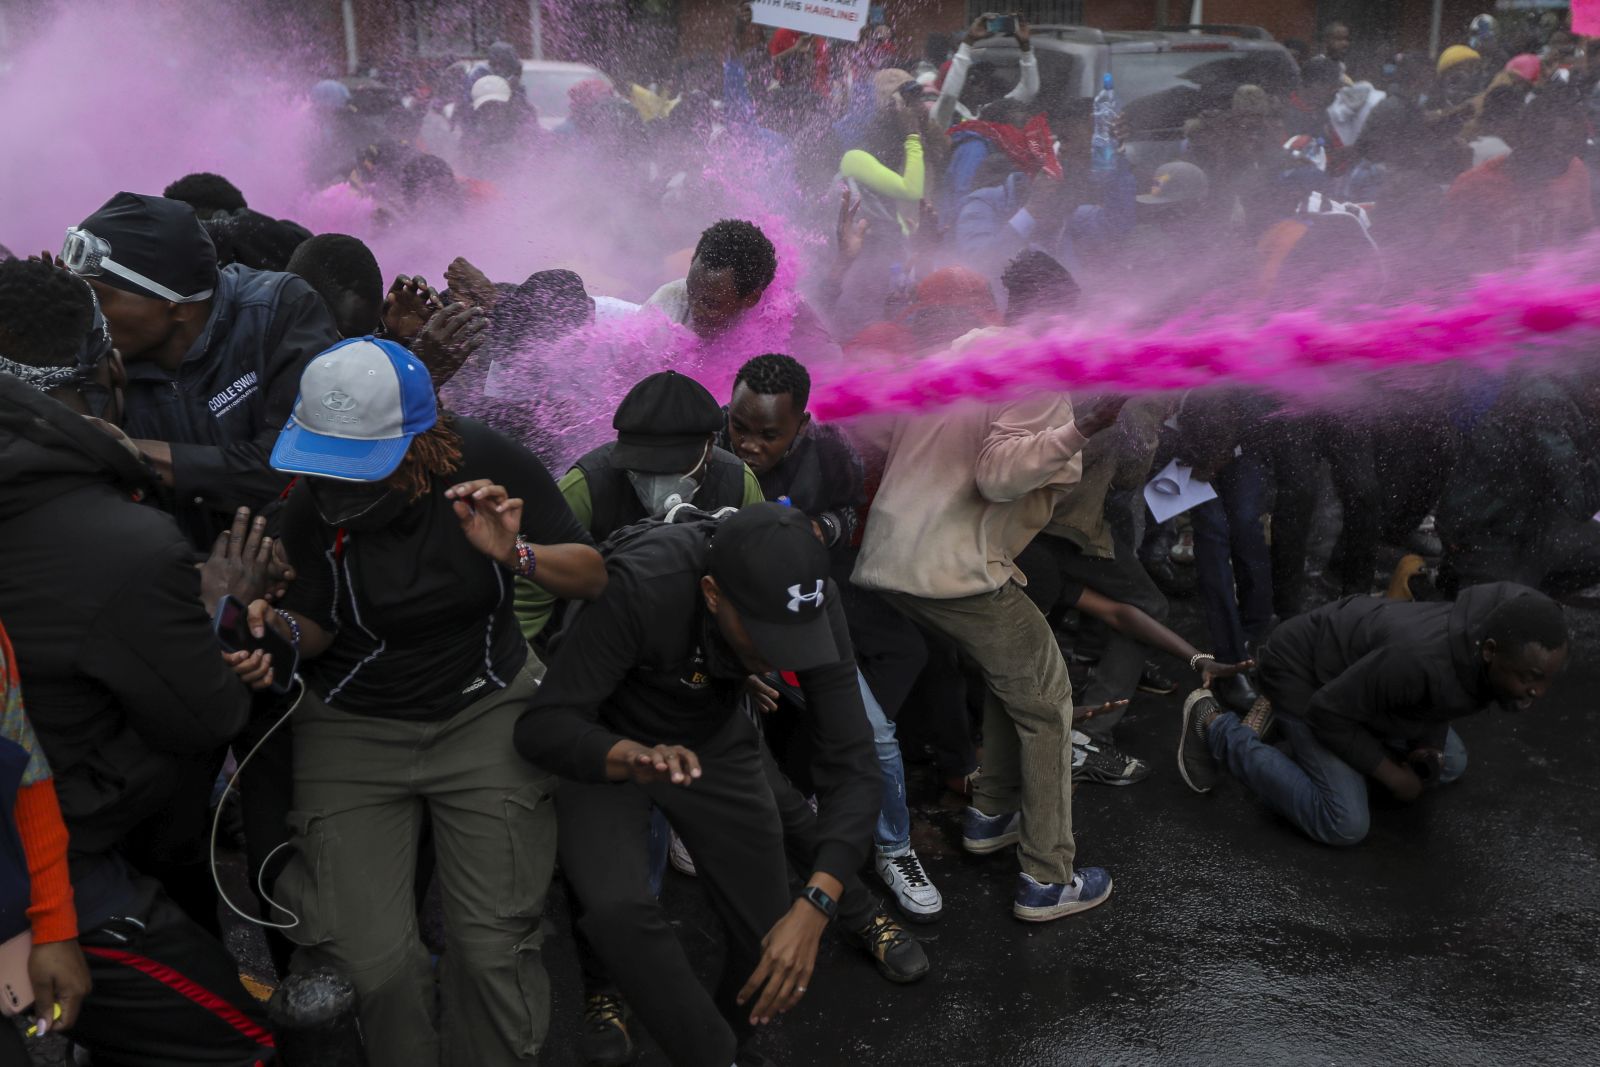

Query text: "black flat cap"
[611, 370, 723, 474]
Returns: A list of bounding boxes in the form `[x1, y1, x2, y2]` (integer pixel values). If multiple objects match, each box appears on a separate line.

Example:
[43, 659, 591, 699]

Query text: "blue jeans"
[860, 670, 911, 855]
[1208, 711, 1467, 846]
[1189, 453, 1274, 662]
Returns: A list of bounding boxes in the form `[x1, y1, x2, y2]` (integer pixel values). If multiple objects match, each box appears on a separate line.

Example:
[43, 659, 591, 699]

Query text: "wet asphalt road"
[23, 601, 1600, 1066]
[535, 599, 1600, 1067]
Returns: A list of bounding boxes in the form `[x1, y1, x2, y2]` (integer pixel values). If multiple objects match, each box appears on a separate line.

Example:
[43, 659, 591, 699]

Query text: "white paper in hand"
[1144, 460, 1218, 524]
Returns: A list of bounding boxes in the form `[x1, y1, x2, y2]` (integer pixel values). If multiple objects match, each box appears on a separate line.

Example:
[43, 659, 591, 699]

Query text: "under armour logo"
[321, 390, 357, 412]
[787, 581, 825, 613]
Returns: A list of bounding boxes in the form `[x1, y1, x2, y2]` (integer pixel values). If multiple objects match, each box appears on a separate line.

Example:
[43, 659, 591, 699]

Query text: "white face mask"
[626, 443, 710, 519]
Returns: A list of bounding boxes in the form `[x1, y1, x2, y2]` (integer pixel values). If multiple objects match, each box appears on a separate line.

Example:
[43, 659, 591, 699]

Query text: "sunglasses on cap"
[61, 226, 214, 304]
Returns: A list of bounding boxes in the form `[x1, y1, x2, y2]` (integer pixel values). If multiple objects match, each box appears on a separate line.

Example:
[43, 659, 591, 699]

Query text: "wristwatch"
[798, 884, 838, 923]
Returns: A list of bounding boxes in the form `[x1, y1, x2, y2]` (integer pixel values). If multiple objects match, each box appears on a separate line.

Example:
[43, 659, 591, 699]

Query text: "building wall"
[347, 0, 533, 69]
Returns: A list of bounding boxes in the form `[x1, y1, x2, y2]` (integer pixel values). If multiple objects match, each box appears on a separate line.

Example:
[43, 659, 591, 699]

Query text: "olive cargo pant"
[275, 664, 555, 1067]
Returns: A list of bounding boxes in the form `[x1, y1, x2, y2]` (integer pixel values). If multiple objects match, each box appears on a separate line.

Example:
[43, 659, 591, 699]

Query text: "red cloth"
[949, 113, 1063, 179]
[1445, 155, 1594, 267]
[568, 78, 614, 112]
[909, 267, 1000, 323]
[769, 30, 830, 94]
[845, 321, 915, 357]
[1, 622, 76, 943]
[16, 780, 76, 943]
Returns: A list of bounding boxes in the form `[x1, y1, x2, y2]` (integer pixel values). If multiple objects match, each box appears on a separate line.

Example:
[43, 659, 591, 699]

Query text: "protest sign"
[1576, 0, 1600, 37]
[749, 0, 871, 43]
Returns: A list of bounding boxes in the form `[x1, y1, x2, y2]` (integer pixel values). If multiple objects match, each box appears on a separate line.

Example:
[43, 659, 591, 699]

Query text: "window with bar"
[965, 1, 1085, 26]
[400, 0, 509, 58]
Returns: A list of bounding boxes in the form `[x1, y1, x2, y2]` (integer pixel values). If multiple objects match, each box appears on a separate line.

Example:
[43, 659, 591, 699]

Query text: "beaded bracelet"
[275, 608, 302, 646]
[1188, 652, 1214, 671]
[513, 537, 537, 579]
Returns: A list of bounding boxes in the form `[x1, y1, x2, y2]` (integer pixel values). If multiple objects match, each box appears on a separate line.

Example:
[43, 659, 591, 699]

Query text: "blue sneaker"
[1013, 868, 1114, 922]
[961, 806, 1020, 855]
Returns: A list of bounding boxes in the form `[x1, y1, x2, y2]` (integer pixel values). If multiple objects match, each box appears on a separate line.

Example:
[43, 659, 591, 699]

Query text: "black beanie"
[74, 192, 219, 302]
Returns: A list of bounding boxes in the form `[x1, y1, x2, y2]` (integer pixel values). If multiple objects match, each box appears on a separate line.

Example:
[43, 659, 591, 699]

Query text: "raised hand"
[445, 479, 524, 566]
[835, 191, 868, 266]
[411, 302, 489, 389]
[200, 507, 276, 608]
[444, 256, 499, 309]
[381, 275, 443, 344]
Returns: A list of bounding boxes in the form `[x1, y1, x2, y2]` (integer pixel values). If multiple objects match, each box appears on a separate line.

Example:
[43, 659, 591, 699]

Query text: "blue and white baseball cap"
[270, 337, 437, 482]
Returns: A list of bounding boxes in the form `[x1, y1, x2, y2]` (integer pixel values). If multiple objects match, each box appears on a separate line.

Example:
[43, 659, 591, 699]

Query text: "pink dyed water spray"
[5, 1, 1599, 455]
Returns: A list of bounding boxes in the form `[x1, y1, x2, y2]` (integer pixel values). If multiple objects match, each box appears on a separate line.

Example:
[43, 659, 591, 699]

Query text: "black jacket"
[121, 263, 339, 547]
[717, 420, 865, 560]
[1257, 582, 1551, 774]
[1437, 373, 1600, 556]
[0, 375, 250, 856]
[514, 521, 878, 883]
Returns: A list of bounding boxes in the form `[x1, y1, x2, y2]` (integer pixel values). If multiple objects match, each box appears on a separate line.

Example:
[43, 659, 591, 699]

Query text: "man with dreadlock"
[240, 336, 607, 1065]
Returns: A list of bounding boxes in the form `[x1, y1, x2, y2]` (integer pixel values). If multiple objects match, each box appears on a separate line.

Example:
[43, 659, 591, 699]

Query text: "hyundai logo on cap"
[270, 337, 438, 484]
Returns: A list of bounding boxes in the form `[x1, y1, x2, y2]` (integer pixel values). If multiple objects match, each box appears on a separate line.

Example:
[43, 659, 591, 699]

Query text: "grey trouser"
[275, 663, 556, 1066]
[882, 582, 1078, 884]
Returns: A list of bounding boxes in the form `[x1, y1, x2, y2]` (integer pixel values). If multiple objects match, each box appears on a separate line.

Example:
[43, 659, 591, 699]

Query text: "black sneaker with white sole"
[1072, 735, 1150, 786]
[1178, 689, 1222, 794]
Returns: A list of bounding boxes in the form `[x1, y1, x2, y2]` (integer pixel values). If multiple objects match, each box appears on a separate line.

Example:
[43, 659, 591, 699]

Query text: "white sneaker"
[668, 830, 697, 877]
[875, 848, 943, 922]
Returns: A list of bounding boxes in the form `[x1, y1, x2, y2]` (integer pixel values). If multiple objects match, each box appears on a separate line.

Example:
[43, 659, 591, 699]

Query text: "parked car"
[964, 24, 1298, 174]
[450, 58, 613, 130]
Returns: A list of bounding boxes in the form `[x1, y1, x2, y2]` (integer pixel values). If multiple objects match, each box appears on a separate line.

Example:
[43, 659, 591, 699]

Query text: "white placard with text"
[749, 0, 871, 43]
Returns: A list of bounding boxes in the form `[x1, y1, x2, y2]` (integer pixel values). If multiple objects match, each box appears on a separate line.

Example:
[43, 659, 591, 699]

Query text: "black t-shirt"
[280, 417, 591, 719]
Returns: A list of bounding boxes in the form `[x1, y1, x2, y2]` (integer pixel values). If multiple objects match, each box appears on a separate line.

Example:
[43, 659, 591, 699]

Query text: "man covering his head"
[62, 191, 339, 546]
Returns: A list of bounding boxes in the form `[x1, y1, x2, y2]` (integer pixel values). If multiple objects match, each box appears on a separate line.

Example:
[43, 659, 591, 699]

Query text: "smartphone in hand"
[987, 14, 1016, 35]
[213, 594, 300, 694]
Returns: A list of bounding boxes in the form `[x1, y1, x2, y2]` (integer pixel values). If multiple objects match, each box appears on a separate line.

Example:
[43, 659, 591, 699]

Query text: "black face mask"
[306, 477, 408, 531]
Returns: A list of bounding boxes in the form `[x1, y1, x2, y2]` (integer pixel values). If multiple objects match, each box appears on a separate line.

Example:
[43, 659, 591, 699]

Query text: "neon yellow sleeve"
[514, 467, 594, 641]
[840, 135, 924, 202]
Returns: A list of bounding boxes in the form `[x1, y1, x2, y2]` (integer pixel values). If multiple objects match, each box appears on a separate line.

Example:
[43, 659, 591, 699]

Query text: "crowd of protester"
[0, 6, 1591, 1066]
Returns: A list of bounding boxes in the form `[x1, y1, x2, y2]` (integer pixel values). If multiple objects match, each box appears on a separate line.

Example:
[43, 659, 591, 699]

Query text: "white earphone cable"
[209, 675, 306, 931]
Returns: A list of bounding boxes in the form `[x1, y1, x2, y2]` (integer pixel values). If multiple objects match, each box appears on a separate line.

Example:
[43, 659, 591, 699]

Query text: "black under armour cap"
[611, 370, 724, 474]
[710, 502, 838, 672]
[69, 192, 219, 303]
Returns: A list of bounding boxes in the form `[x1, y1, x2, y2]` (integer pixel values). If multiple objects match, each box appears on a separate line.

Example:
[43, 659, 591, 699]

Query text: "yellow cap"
[1437, 45, 1481, 74]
